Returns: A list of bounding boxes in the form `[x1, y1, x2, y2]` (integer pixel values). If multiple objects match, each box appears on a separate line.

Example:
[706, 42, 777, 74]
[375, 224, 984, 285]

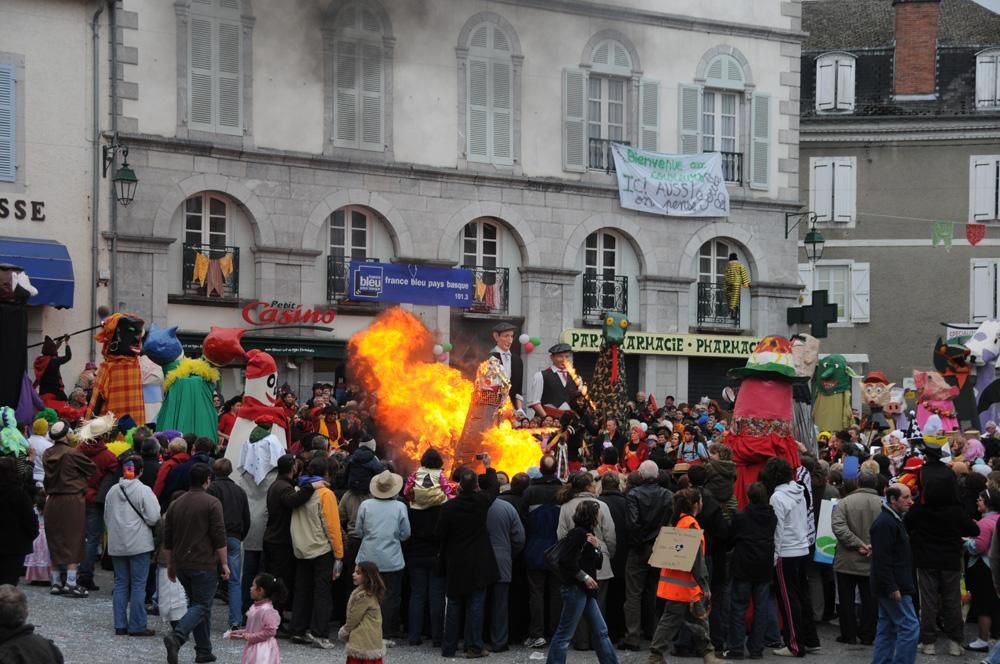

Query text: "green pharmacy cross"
[787, 289, 839, 339]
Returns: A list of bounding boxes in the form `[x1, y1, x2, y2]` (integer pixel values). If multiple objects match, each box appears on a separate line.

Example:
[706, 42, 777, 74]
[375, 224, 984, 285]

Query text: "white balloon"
[519, 334, 530, 344]
[432, 344, 444, 356]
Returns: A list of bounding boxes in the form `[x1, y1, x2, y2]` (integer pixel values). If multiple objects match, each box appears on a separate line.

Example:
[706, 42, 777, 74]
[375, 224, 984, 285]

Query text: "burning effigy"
[347, 306, 544, 475]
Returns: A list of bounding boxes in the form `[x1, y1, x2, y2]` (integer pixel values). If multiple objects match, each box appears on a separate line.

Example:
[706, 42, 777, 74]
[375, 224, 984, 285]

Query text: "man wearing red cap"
[225, 350, 288, 464]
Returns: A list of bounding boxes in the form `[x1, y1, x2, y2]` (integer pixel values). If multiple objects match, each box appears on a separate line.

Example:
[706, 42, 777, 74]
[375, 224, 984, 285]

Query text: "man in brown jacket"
[162, 463, 230, 664]
[831, 470, 882, 645]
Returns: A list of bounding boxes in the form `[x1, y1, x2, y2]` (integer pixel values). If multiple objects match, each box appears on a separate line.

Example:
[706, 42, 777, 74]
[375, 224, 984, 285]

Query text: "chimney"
[893, 0, 940, 98]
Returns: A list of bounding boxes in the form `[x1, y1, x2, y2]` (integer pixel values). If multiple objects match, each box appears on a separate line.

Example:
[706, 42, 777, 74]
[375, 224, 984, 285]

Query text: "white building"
[3, 0, 806, 402]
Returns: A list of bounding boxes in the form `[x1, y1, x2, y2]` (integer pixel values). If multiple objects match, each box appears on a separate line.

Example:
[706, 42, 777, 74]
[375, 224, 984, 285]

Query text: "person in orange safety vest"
[648, 488, 723, 664]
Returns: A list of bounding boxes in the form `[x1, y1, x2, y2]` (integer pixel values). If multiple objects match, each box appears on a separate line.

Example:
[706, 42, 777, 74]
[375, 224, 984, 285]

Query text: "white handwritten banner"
[611, 144, 730, 218]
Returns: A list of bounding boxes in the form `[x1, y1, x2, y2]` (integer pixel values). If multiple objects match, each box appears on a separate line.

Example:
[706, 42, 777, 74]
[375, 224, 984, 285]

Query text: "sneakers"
[772, 647, 796, 657]
[290, 632, 316, 645]
[63, 585, 88, 598]
[704, 652, 726, 664]
[968, 640, 991, 652]
[313, 637, 336, 650]
[919, 643, 936, 656]
[949, 641, 963, 657]
[524, 637, 547, 648]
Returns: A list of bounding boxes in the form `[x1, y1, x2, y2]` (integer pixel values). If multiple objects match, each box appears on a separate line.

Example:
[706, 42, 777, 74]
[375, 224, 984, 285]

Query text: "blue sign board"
[347, 261, 474, 308]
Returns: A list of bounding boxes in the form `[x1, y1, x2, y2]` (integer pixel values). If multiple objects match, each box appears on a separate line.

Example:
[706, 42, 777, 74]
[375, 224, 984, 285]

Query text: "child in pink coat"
[226, 573, 285, 664]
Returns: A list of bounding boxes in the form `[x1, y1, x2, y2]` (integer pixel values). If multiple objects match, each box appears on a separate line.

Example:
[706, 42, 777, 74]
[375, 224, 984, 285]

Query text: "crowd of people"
[7, 363, 1000, 664]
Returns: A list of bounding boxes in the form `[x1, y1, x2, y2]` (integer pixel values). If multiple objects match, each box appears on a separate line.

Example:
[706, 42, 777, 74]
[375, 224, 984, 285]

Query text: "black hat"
[548, 342, 572, 354]
[492, 322, 517, 334]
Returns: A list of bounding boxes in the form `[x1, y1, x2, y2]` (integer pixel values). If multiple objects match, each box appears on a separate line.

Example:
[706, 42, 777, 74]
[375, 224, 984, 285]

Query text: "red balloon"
[523, 341, 535, 353]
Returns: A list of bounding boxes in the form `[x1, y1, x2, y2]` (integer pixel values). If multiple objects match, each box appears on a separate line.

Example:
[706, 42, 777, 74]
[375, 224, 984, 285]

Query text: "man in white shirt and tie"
[527, 343, 579, 419]
[488, 322, 525, 417]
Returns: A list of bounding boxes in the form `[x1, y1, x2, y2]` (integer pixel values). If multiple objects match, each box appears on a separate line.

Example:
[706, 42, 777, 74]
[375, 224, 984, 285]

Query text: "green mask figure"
[603, 312, 629, 347]
[816, 354, 852, 395]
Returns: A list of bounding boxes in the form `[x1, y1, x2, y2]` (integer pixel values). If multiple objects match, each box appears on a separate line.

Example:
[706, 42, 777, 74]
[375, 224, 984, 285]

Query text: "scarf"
[298, 474, 325, 487]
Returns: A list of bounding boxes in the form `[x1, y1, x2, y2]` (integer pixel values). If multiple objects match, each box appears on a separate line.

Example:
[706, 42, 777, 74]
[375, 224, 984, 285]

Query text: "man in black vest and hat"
[527, 343, 579, 419]
[488, 322, 525, 418]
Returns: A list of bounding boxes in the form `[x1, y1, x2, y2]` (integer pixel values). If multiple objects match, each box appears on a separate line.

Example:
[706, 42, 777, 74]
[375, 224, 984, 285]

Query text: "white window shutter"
[639, 79, 659, 151]
[467, 57, 490, 162]
[977, 55, 998, 107]
[849, 262, 870, 323]
[798, 263, 814, 306]
[812, 159, 834, 222]
[750, 93, 771, 189]
[833, 158, 856, 222]
[971, 260, 996, 322]
[836, 58, 855, 111]
[816, 59, 835, 111]
[491, 59, 513, 164]
[189, 16, 214, 129]
[216, 20, 242, 134]
[678, 83, 702, 154]
[360, 42, 383, 151]
[563, 68, 587, 172]
[0, 64, 14, 183]
[971, 157, 999, 221]
[334, 40, 359, 146]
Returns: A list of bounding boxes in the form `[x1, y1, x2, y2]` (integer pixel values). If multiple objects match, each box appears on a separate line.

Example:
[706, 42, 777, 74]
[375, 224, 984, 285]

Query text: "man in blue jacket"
[869, 483, 918, 664]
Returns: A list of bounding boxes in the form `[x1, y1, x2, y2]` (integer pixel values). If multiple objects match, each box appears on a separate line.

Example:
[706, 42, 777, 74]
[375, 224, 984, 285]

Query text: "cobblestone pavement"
[18, 570, 985, 663]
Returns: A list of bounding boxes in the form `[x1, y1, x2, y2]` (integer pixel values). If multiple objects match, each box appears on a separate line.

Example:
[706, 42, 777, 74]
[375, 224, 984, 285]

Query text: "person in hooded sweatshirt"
[762, 457, 819, 658]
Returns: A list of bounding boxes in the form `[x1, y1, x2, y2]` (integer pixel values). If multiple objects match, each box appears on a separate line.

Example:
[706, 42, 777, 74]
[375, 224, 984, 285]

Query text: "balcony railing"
[583, 273, 628, 321]
[328, 255, 379, 304]
[721, 151, 743, 183]
[697, 281, 745, 329]
[588, 138, 629, 173]
[182, 243, 239, 300]
[463, 265, 509, 315]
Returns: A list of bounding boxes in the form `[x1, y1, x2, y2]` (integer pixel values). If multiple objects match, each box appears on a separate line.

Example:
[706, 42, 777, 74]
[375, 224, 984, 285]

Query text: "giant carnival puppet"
[32, 335, 85, 422]
[88, 313, 146, 424]
[813, 353, 854, 434]
[0, 265, 41, 422]
[728, 335, 802, 509]
[860, 371, 895, 436]
[224, 349, 288, 464]
[143, 323, 236, 442]
[791, 333, 819, 456]
[933, 337, 977, 427]
[964, 319, 1000, 429]
[914, 369, 959, 432]
[589, 312, 631, 427]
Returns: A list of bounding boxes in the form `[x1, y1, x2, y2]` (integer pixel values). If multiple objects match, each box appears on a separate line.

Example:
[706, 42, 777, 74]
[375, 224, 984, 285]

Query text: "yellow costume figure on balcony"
[723, 253, 750, 319]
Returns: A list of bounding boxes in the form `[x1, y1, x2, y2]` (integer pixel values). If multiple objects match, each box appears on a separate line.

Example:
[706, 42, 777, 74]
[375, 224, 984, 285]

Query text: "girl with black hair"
[226, 572, 287, 663]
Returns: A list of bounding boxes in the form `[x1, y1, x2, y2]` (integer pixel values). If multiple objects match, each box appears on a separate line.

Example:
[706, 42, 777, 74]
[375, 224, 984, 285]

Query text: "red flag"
[967, 223, 986, 247]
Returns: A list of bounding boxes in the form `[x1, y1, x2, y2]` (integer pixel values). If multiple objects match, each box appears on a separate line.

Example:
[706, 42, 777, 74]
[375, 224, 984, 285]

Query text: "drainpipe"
[90, 3, 104, 362]
[108, 0, 119, 313]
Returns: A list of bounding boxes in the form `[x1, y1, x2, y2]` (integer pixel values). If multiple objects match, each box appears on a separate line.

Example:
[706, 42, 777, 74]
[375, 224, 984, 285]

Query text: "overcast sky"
[972, 0, 1000, 12]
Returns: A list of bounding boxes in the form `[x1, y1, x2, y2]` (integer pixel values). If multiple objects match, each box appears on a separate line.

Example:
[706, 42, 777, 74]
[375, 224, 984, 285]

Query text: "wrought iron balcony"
[697, 281, 746, 328]
[182, 243, 239, 300]
[464, 265, 509, 315]
[583, 273, 628, 321]
[328, 255, 379, 304]
[720, 151, 743, 183]
[588, 138, 629, 173]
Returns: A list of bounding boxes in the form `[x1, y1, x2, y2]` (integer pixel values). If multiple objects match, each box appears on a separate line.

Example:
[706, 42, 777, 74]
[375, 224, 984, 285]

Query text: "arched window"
[977, 49, 1000, 108]
[583, 230, 626, 318]
[696, 239, 749, 328]
[185, 192, 229, 248]
[587, 40, 631, 149]
[465, 22, 514, 165]
[701, 55, 744, 157]
[332, 4, 387, 151]
[462, 218, 500, 268]
[815, 52, 856, 112]
[326, 205, 393, 302]
[181, 192, 240, 299]
[186, 0, 245, 136]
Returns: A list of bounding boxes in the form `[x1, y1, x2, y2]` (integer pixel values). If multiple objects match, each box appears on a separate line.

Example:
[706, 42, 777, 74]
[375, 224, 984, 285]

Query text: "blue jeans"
[727, 580, 770, 656]
[546, 585, 618, 664]
[872, 595, 919, 664]
[79, 505, 103, 579]
[442, 588, 486, 656]
[408, 561, 445, 644]
[112, 552, 150, 633]
[174, 569, 218, 658]
[241, 550, 262, 615]
[986, 635, 1000, 664]
[225, 537, 243, 627]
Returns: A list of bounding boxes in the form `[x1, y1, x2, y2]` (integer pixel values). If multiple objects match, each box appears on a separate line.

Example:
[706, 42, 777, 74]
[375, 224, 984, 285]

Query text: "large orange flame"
[347, 306, 544, 475]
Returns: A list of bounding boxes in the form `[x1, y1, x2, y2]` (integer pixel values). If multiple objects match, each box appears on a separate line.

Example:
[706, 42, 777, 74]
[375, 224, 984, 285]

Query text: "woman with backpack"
[546, 500, 618, 664]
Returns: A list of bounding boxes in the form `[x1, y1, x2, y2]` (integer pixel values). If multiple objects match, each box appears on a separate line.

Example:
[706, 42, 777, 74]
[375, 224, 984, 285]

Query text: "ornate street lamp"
[102, 134, 139, 206]
[785, 211, 825, 264]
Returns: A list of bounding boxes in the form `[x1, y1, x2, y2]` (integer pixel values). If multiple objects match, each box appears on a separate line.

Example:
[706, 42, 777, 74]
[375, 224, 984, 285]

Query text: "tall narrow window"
[702, 91, 738, 154]
[184, 193, 228, 248]
[329, 206, 371, 260]
[188, 0, 243, 135]
[463, 219, 500, 268]
[466, 23, 513, 165]
[333, 5, 385, 151]
[583, 231, 625, 318]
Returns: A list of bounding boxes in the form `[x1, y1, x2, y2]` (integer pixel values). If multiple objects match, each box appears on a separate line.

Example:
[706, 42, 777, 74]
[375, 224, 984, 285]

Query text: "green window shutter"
[750, 92, 771, 189]
[467, 57, 490, 162]
[491, 59, 513, 164]
[639, 79, 659, 152]
[678, 83, 702, 154]
[216, 19, 242, 134]
[0, 64, 14, 182]
[360, 42, 383, 151]
[189, 16, 214, 129]
[563, 68, 586, 172]
[334, 40, 359, 147]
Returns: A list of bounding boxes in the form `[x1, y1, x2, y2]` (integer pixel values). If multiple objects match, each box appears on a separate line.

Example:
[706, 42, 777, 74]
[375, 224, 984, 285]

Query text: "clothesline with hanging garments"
[192, 252, 234, 296]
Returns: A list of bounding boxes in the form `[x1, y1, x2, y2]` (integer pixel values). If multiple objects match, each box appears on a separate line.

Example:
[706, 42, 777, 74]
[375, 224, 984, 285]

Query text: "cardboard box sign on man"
[648, 526, 703, 571]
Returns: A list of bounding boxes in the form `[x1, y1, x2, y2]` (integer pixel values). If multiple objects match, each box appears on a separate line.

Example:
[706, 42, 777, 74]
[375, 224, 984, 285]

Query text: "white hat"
[370, 470, 403, 499]
[75, 413, 115, 441]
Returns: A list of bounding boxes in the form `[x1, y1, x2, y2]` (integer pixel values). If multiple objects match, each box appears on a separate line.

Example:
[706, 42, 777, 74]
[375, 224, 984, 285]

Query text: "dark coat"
[870, 505, 916, 597]
[159, 452, 212, 510]
[206, 476, 251, 541]
[919, 457, 959, 508]
[263, 476, 314, 548]
[695, 489, 729, 558]
[728, 503, 776, 583]
[346, 448, 384, 494]
[404, 503, 442, 566]
[598, 489, 629, 569]
[522, 475, 562, 571]
[138, 453, 160, 491]
[904, 501, 979, 570]
[0, 484, 38, 557]
[626, 479, 673, 548]
[435, 491, 499, 597]
[0, 624, 63, 664]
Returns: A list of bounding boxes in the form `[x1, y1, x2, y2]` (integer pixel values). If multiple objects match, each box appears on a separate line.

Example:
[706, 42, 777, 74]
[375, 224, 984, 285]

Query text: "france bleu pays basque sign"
[348, 261, 474, 308]
[610, 144, 730, 218]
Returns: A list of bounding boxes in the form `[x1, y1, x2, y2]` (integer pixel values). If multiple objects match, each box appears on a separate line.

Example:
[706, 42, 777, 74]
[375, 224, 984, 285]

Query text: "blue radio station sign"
[348, 261, 474, 308]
